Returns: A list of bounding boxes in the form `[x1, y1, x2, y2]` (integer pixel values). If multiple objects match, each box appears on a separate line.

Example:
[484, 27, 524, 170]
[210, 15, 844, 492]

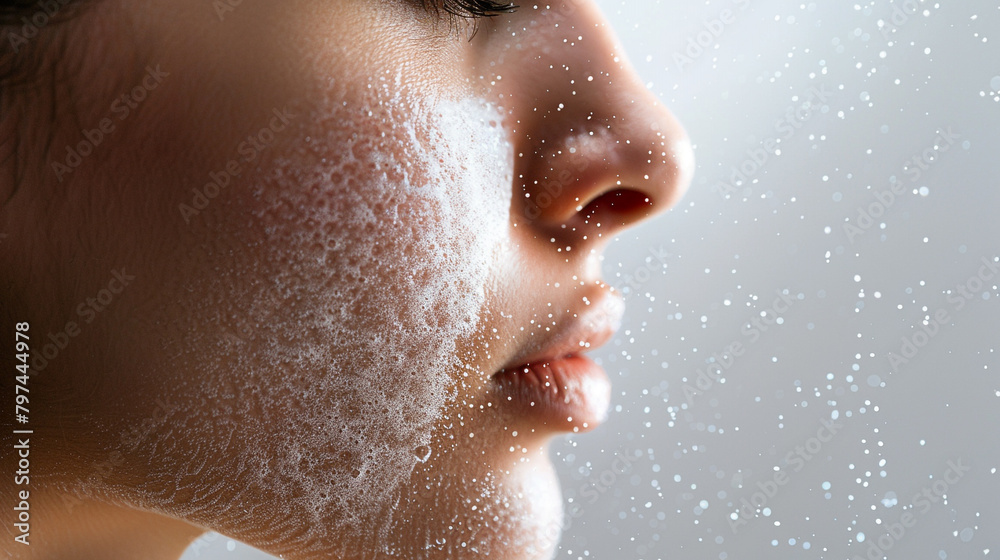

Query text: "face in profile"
[1, 0, 692, 558]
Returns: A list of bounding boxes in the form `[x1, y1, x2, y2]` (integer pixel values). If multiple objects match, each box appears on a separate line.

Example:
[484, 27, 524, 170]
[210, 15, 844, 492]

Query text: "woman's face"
[10, 0, 691, 558]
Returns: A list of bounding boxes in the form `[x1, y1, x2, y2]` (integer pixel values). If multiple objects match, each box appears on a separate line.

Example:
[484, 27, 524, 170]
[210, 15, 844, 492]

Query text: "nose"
[493, 2, 694, 244]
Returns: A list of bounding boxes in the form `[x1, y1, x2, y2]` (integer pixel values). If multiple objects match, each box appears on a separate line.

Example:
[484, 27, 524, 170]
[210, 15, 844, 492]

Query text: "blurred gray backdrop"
[186, 1, 1000, 558]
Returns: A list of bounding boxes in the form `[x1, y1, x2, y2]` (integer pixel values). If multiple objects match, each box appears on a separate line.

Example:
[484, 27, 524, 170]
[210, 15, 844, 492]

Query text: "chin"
[370, 446, 564, 560]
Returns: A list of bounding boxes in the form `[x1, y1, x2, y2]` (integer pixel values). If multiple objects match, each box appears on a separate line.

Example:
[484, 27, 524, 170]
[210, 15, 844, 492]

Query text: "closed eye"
[426, 0, 518, 19]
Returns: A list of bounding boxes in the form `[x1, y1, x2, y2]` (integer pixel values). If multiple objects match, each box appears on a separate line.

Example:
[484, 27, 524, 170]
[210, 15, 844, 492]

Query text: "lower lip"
[491, 356, 612, 433]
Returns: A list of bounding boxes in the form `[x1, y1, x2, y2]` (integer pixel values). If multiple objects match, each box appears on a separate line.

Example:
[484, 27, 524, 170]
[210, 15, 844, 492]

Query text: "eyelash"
[423, 0, 518, 20]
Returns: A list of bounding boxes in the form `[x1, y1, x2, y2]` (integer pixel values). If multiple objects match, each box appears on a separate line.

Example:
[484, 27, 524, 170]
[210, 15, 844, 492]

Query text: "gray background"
[185, 0, 1000, 558]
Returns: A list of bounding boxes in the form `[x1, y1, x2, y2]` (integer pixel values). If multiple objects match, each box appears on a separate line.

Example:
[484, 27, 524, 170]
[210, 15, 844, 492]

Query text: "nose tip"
[564, 106, 694, 234]
[507, 4, 694, 242]
[518, 81, 694, 242]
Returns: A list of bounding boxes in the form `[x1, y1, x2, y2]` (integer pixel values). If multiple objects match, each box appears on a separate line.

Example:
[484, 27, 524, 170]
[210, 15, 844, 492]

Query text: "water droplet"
[881, 491, 898, 507]
[414, 445, 432, 463]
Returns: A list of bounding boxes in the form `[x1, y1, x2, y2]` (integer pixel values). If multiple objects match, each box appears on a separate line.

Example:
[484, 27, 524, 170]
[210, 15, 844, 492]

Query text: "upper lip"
[496, 291, 625, 373]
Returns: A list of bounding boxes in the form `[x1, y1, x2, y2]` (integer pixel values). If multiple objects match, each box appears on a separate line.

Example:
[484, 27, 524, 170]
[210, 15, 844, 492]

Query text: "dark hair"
[1, 0, 70, 25]
[1, 0, 87, 201]
[1, 0, 85, 80]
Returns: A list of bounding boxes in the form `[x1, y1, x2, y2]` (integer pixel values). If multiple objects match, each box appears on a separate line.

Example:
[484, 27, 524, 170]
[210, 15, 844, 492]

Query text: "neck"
[12, 489, 203, 560]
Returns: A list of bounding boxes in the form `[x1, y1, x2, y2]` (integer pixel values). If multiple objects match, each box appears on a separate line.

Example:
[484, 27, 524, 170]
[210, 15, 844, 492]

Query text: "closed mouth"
[490, 293, 624, 432]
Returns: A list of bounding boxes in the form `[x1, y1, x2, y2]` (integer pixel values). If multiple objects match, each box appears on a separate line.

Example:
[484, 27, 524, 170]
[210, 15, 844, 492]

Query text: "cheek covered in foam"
[168, 91, 515, 545]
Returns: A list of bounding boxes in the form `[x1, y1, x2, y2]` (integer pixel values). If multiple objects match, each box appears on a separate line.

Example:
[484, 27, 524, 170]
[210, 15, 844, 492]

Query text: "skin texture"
[0, 1, 692, 558]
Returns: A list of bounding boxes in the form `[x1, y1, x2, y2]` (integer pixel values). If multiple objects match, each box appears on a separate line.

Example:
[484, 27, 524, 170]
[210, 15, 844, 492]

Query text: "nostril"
[578, 188, 656, 227]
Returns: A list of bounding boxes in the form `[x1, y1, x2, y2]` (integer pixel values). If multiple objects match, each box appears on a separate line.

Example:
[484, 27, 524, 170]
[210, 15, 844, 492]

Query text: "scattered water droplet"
[414, 445, 432, 463]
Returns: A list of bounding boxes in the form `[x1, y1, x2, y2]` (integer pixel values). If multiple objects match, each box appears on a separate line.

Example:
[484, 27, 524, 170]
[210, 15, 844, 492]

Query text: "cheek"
[157, 92, 514, 537]
[255, 93, 513, 381]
